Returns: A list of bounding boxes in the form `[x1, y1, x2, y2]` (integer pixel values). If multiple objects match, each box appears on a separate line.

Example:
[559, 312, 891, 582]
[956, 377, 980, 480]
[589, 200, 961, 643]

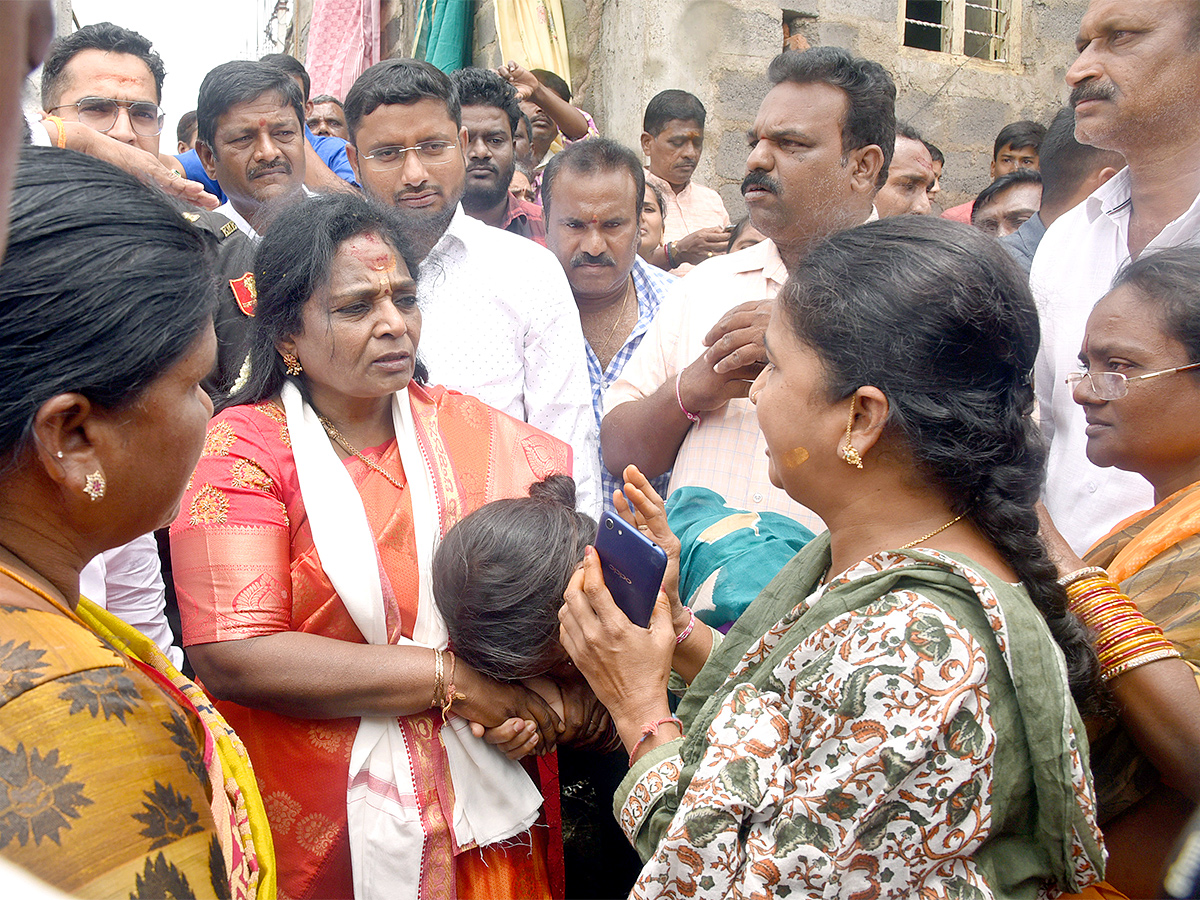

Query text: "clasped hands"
[675, 297, 772, 415]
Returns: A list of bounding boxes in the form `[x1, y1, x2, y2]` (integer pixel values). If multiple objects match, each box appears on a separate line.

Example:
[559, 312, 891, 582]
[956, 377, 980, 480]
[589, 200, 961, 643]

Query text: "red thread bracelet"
[629, 716, 684, 766]
[676, 372, 700, 423]
[676, 606, 696, 644]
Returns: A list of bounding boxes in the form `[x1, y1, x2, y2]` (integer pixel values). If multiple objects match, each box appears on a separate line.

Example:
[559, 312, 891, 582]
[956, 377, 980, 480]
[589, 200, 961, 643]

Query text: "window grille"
[903, 0, 1010, 62]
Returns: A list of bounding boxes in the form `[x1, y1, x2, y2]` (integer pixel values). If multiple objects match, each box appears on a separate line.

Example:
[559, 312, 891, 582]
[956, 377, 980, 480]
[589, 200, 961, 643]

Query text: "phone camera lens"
[605, 519, 614, 529]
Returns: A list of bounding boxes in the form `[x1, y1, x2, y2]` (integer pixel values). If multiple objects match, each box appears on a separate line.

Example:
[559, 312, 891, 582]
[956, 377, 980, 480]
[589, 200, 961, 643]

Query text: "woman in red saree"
[172, 193, 574, 900]
[1042, 246, 1200, 898]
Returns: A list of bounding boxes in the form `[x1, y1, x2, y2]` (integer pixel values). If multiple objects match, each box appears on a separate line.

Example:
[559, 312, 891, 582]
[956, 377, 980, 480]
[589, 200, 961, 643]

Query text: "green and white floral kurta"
[616, 535, 1105, 899]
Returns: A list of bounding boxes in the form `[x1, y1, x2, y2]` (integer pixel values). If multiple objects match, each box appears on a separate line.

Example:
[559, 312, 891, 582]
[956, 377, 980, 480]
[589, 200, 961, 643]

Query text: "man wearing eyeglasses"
[40, 22, 164, 159]
[1031, 0, 1200, 553]
[342, 58, 601, 518]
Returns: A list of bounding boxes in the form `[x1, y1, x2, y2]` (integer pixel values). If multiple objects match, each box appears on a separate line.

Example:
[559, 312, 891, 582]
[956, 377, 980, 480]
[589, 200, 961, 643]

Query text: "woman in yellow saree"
[0, 148, 271, 899]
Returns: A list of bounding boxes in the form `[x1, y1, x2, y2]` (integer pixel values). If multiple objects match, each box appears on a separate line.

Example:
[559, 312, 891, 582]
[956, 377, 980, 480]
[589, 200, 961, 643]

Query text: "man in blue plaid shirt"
[543, 138, 676, 511]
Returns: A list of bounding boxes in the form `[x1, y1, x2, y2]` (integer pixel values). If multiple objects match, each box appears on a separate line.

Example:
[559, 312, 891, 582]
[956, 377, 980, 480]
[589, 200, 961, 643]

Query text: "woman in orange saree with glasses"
[172, 193, 575, 900]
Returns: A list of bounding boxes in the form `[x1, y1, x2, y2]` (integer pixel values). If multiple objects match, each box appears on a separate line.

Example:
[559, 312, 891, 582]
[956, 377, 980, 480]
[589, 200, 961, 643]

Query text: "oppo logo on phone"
[593, 513, 668, 628]
[605, 563, 633, 586]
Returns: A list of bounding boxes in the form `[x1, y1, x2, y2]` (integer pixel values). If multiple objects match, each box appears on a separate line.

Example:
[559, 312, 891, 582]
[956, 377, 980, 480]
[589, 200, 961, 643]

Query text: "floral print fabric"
[618, 545, 1104, 899]
[0, 604, 227, 898]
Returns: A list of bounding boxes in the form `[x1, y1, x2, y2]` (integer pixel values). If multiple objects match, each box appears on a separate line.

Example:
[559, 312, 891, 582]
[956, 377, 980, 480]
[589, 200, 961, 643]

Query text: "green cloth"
[413, 0, 473, 73]
[666, 486, 814, 631]
[616, 533, 1104, 896]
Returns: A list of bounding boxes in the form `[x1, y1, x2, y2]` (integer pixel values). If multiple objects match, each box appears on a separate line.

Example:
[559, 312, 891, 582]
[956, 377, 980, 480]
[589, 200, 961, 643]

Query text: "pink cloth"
[304, 0, 379, 101]
[941, 200, 974, 224]
[645, 169, 731, 244]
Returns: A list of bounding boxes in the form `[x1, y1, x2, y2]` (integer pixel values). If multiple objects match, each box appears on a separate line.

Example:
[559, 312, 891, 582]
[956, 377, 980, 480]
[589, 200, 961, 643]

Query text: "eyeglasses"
[1066, 362, 1200, 400]
[49, 97, 165, 137]
[358, 141, 458, 169]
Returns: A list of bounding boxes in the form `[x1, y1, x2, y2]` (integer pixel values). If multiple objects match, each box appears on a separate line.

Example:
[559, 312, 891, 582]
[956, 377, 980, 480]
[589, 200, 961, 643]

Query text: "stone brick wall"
[469, 0, 1088, 215]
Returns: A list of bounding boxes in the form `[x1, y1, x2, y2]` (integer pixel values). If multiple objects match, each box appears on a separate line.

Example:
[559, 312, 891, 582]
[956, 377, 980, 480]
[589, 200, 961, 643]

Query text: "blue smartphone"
[593, 512, 669, 628]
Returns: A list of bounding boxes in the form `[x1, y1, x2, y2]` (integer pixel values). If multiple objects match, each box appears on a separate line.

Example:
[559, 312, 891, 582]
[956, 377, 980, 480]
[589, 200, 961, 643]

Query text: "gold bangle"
[1102, 646, 1182, 682]
[1058, 565, 1109, 588]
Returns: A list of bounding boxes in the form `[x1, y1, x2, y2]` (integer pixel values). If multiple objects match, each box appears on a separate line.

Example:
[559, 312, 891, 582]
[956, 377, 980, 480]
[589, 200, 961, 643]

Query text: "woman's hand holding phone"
[558, 546, 676, 753]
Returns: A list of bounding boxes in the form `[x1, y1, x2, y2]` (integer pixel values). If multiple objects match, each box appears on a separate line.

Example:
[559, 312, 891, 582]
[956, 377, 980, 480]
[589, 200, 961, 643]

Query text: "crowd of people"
[1, 0, 1200, 897]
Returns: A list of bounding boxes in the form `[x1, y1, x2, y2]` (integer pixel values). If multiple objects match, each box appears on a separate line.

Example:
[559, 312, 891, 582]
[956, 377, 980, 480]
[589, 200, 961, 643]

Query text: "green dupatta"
[620, 533, 1104, 895]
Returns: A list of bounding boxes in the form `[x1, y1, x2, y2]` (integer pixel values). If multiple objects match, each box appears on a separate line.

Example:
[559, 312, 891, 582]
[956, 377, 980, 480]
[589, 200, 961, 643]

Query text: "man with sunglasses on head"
[343, 59, 601, 517]
[41, 22, 255, 395]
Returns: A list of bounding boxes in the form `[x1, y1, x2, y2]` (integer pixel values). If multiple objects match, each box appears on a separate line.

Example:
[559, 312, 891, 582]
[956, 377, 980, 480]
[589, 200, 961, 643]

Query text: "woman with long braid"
[556, 217, 1107, 897]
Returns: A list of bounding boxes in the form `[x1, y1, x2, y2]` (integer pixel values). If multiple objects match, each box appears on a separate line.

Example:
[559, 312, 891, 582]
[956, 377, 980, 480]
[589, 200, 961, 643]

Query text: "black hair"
[643, 89, 706, 135]
[993, 120, 1046, 158]
[727, 216, 759, 253]
[310, 93, 344, 109]
[896, 120, 924, 143]
[645, 180, 666, 220]
[923, 139, 944, 167]
[344, 59, 461, 142]
[450, 67, 521, 136]
[779, 215, 1104, 716]
[530, 68, 571, 101]
[196, 61, 306, 154]
[259, 52, 310, 101]
[542, 137, 645, 218]
[41, 21, 166, 107]
[433, 475, 595, 681]
[223, 192, 424, 410]
[176, 110, 198, 145]
[971, 168, 1043, 222]
[1037, 107, 1124, 209]
[0, 147, 215, 469]
[517, 110, 533, 141]
[768, 47, 896, 189]
[1112, 247, 1200, 367]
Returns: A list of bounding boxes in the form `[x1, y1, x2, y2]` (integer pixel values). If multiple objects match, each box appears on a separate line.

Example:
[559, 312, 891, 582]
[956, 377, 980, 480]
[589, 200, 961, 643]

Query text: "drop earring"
[841, 402, 863, 469]
[282, 352, 303, 376]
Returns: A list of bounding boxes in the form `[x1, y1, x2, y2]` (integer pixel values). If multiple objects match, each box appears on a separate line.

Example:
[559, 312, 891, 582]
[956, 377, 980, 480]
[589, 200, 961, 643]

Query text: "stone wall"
[470, 0, 1088, 214]
[812, 0, 1088, 207]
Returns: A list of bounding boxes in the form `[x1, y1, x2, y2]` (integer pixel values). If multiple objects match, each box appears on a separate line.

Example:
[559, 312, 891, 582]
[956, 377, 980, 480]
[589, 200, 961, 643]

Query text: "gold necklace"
[590, 278, 634, 361]
[318, 416, 405, 491]
[897, 513, 965, 550]
[0, 562, 81, 622]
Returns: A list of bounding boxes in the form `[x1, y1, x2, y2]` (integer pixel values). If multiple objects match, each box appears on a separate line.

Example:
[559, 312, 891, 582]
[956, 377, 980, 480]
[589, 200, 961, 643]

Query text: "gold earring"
[282, 352, 303, 376]
[841, 403, 863, 469]
[83, 470, 106, 501]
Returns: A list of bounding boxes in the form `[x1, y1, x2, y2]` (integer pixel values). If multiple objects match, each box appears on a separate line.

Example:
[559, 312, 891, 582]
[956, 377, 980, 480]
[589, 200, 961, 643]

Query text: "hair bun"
[528, 474, 577, 509]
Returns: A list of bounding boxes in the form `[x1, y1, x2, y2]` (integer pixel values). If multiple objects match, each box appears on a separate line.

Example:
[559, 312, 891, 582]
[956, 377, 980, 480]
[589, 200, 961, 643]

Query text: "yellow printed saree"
[0, 598, 267, 898]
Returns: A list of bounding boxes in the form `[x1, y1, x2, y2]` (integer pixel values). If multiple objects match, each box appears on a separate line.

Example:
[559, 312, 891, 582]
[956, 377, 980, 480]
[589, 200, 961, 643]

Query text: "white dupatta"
[281, 382, 542, 900]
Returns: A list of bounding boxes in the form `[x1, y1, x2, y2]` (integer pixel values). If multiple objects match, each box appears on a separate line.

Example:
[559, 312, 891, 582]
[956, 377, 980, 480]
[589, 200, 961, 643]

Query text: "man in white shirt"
[602, 47, 893, 530]
[1032, 0, 1200, 552]
[343, 59, 601, 516]
[196, 61, 309, 241]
